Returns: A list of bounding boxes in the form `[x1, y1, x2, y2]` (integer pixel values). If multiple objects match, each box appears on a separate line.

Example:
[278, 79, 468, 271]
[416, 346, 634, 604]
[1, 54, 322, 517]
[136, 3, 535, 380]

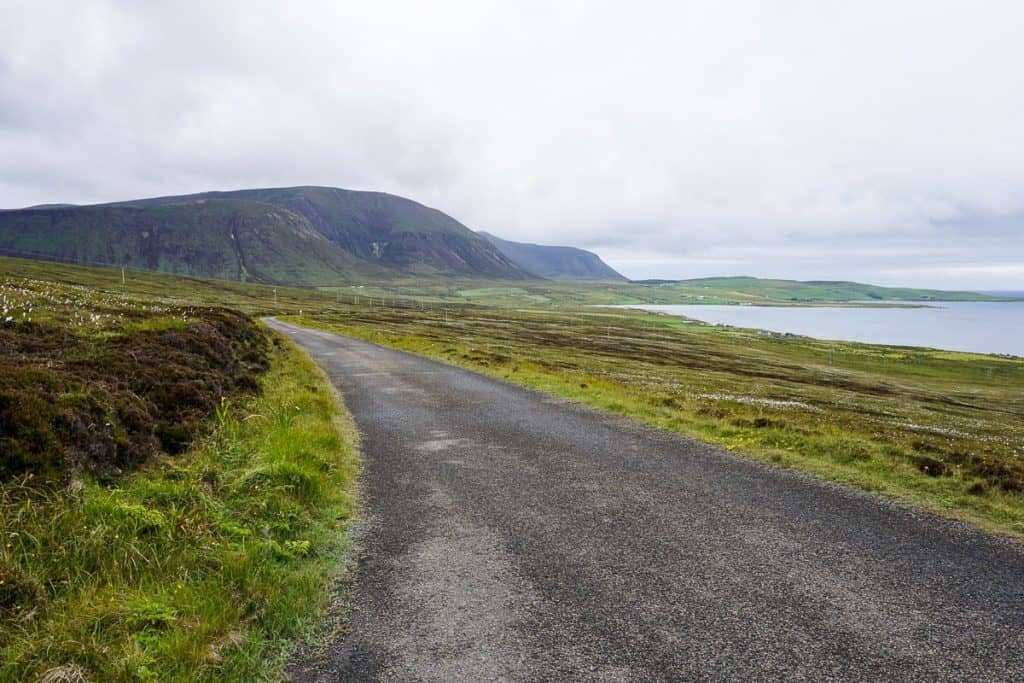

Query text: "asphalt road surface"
[266, 319, 1024, 682]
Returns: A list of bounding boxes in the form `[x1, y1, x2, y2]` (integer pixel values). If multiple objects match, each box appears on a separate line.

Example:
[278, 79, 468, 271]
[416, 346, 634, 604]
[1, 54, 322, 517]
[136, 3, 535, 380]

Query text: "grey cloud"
[1, 1, 1022, 288]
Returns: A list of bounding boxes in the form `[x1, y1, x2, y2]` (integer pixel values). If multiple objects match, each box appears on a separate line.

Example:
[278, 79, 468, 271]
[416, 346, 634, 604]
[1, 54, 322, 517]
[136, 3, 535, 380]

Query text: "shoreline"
[608, 302, 1023, 359]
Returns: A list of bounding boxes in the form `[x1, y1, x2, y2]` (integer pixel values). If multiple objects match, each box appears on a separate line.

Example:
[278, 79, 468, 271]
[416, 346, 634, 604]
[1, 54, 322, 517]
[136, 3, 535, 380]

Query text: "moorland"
[1, 252, 1022, 679]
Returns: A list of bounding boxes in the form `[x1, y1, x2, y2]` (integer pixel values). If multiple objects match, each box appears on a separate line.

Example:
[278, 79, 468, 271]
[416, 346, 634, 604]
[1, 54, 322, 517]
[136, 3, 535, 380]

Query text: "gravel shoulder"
[267, 319, 1024, 682]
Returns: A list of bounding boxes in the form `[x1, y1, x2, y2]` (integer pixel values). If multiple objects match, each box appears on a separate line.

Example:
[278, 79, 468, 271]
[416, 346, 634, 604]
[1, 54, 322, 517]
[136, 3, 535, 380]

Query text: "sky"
[1, 1, 1023, 289]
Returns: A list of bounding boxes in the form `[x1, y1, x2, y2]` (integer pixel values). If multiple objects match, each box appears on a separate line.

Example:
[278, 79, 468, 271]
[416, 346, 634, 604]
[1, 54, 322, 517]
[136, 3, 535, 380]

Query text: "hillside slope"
[0, 186, 532, 283]
[0, 200, 380, 285]
[479, 231, 626, 280]
[649, 277, 1015, 303]
[125, 187, 530, 279]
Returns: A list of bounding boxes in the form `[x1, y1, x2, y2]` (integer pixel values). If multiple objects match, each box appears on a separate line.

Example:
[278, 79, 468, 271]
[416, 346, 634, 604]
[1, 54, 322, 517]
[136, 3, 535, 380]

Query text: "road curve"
[266, 319, 1024, 682]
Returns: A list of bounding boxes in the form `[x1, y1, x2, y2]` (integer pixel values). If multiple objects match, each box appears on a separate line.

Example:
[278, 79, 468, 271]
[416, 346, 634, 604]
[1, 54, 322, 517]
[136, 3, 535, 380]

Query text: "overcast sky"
[2, 1, 1023, 288]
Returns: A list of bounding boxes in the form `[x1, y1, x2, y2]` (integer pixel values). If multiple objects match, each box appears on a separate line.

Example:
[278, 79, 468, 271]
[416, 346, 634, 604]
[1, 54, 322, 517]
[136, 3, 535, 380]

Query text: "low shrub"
[0, 309, 268, 480]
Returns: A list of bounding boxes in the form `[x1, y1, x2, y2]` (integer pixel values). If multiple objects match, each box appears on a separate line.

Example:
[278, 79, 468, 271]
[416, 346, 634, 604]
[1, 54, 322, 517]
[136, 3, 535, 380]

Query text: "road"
[266, 319, 1024, 682]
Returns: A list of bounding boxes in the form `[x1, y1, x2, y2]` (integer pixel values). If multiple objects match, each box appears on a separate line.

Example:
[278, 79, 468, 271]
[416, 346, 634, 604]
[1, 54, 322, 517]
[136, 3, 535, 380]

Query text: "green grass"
[0, 255, 345, 315]
[281, 304, 1024, 538]
[0, 333, 359, 681]
[0, 262, 360, 680]
[320, 274, 1016, 307]
[630, 276, 1017, 304]
[3, 254, 1012, 314]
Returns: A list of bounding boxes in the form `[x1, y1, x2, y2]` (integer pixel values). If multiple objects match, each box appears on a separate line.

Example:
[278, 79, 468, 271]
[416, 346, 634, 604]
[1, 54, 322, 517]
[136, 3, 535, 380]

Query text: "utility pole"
[121, 267, 125, 286]
[273, 288, 278, 304]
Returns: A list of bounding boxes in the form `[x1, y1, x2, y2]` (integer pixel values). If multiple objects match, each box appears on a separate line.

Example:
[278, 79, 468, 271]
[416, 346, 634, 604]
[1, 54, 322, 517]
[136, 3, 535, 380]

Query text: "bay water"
[625, 301, 1024, 356]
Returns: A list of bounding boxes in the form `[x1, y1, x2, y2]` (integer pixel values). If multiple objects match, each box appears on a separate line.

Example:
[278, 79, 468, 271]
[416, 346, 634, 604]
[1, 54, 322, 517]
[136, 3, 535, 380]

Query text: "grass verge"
[281, 307, 1024, 539]
[0, 332, 359, 681]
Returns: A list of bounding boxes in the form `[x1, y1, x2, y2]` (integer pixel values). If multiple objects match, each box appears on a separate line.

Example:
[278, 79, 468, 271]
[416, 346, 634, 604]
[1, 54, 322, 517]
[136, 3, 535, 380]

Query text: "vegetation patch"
[0, 334, 358, 681]
[0, 271, 359, 680]
[0, 309, 268, 480]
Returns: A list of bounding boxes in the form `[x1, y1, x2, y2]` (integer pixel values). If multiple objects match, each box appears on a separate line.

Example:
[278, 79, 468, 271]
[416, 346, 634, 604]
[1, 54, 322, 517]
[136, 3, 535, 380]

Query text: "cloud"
[1, 1, 1022, 287]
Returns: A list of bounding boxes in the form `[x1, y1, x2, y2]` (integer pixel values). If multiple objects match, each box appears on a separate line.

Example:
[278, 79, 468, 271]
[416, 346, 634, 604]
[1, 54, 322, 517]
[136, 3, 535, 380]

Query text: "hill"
[478, 231, 626, 280]
[0, 200, 380, 285]
[652, 277, 1015, 303]
[122, 187, 529, 279]
[0, 186, 531, 284]
[330, 273, 1013, 308]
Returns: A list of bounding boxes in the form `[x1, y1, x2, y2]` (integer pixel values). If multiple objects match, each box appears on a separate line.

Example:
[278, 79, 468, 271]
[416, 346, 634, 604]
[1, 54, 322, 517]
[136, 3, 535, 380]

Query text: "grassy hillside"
[650, 276, 1015, 303]
[0, 200, 383, 285]
[124, 186, 531, 279]
[478, 231, 626, 280]
[0, 186, 532, 283]
[316, 274, 1014, 307]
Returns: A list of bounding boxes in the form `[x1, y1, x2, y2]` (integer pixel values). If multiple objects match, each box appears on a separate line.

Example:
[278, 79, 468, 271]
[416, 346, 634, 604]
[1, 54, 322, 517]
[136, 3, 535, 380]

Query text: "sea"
[623, 300, 1024, 357]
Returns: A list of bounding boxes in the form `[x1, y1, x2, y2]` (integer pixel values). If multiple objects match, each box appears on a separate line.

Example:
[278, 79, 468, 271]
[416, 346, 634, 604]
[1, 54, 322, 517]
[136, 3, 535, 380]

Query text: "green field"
[318, 274, 1016, 307]
[3, 254, 1012, 310]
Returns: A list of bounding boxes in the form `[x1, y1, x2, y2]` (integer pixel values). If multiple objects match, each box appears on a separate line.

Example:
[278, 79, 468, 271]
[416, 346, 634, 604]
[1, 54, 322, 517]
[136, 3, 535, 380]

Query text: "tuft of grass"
[0, 334, 359, 681]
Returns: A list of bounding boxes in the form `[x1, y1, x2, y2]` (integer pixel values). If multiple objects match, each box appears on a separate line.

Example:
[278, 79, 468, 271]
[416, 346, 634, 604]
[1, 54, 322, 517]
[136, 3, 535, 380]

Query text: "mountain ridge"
[478, 231, 626, 281]
[0, 186, 532, 284]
